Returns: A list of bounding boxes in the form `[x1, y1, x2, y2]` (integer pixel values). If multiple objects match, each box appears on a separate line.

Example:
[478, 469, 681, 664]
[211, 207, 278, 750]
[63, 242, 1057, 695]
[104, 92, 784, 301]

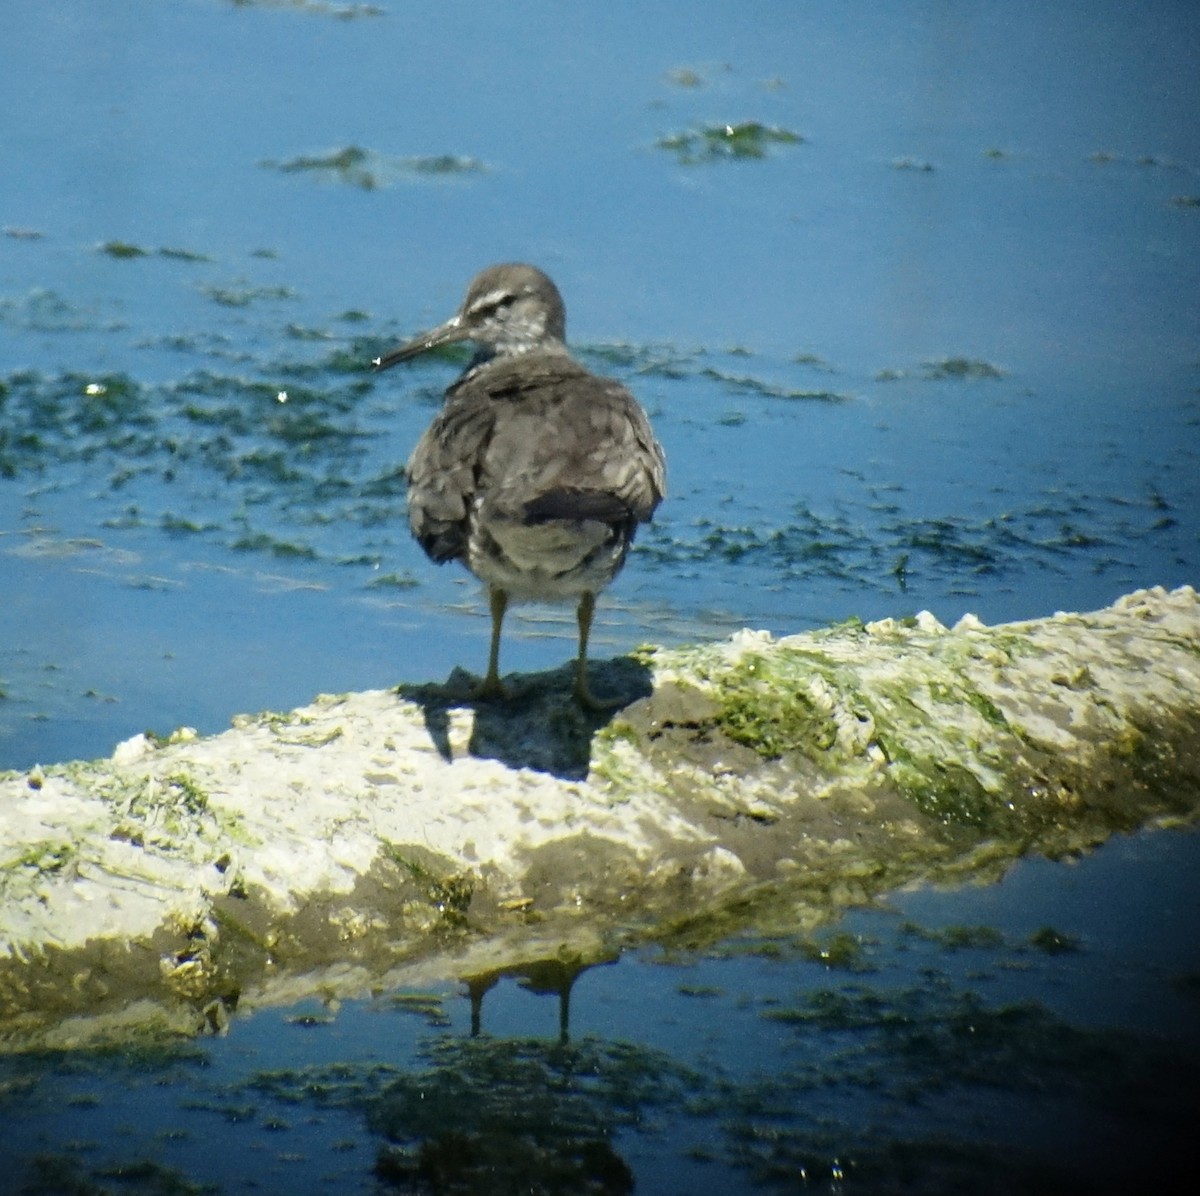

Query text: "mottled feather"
[373, 262, 665, 704]
[406, 351, 665, 586]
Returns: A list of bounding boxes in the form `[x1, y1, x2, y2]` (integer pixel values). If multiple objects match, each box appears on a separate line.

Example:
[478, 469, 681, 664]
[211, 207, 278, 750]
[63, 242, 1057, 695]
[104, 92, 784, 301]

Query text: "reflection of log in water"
[1, 585, 1198, 1049]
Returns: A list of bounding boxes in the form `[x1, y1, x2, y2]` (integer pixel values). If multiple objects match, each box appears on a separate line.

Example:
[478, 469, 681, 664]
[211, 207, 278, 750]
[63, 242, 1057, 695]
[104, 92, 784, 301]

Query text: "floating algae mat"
[656, 121, 805, 163]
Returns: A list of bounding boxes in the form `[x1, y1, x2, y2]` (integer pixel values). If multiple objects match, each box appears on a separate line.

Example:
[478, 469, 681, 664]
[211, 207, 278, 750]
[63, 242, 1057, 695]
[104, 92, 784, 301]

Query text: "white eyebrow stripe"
[468, 288, 514, 313]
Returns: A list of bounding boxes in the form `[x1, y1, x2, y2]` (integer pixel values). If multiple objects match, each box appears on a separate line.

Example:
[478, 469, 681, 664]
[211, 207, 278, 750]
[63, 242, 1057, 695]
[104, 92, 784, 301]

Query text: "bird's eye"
[471, 290, 517, 320]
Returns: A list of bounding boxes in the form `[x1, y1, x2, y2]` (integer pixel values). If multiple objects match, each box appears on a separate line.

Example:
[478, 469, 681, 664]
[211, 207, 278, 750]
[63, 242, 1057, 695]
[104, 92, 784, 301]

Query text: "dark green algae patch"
[657, 121, 804, 164]
[0, 326, 1178, 597]
[261, 144, 487, 189]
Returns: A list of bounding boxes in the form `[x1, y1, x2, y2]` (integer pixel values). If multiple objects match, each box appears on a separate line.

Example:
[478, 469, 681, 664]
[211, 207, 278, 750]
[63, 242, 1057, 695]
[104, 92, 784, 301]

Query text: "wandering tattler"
[372, 263, 666, 707]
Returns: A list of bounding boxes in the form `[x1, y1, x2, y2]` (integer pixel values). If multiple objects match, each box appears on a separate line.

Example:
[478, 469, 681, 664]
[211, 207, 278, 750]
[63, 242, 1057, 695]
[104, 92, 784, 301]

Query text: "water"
[3, 0, 1198, 768]
[2, 826, 1197, 1193]
[2, 1, 1199, 1191]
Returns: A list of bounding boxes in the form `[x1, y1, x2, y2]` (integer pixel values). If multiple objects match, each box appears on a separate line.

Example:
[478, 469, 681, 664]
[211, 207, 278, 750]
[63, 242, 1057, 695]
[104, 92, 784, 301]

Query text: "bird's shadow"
[396, 655, 654, 780]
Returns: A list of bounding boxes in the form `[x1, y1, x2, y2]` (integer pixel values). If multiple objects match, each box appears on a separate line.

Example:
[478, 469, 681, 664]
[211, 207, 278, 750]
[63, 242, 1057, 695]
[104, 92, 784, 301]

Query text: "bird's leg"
[474, 586, 509, 701]
[573, 590, 622, 710]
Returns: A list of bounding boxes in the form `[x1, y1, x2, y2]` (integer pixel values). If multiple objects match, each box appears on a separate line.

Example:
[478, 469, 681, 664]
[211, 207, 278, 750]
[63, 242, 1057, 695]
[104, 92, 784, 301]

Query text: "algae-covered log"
[1, 585, 1198, 1049]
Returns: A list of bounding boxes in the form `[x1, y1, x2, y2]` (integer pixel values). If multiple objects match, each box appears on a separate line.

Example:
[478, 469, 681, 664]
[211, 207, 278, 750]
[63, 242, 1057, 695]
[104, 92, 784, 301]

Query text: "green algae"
[163, 772, 209, 815]
[16, 1155, 214, 1196]
[157, 247, 211, 263]
[577, 340, 698, 379]
[365, 1035, 693, 1191]
[262, 144, 377, 186]
[706, 649, 844, 761]
[799, 931, 876, 972]
[923, 357, 1006, 380]
[142, 727, 204, 750]
[879, 743, 999, 829]
[108, 769, 214, 843]
[910, 923, 1006, 952]
[365, 570, 420, 590]
[1, 839, 78, 895]
[382, 991, 450, 1026]
[381, 847, 475, 929]
[877, 357, 1005, 382]
[283, 322, 335, 342]
[199, 283, 296, 307]
[0, 337, 1175, 592]
[401, 153, 487, 177]
[262, 145, 485, 189]
[758, 974, 1196, 1118]
[639, 593, 1200, 845]
[1028, 926, 1079, 954]
[637, 494, 1163, 593]
[160, 512, 218, 536]
[699, 366, 850, 402]
[209, 904, 272, 955]
[270, 722, 343, 748]
[900, 517, 999, 567]
[0, 289, 111, 333]
[658, 121, 803, 164]
[890, 155, 935, 172]
[676, 983, 722, 997]
[98, 240, 149, 260]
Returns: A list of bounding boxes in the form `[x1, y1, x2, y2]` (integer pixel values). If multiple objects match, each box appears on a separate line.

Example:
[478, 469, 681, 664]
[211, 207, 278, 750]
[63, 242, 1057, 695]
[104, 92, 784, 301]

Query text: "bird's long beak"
[372, 313, 466, 371]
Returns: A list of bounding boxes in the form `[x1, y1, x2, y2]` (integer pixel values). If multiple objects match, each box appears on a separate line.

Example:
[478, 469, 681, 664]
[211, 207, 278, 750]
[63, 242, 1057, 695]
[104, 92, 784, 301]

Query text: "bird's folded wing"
[406, 400, 496, 563]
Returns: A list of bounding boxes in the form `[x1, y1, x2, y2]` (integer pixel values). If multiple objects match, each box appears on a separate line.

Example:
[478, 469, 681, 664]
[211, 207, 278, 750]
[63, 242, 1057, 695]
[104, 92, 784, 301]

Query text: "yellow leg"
[475, 586, 509, 700]
[574, 590, 620, 710]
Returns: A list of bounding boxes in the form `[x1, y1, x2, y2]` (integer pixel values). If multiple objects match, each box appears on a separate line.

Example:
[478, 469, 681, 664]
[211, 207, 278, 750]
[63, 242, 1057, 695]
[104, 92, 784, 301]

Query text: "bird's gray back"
[406, 352, 664, 569]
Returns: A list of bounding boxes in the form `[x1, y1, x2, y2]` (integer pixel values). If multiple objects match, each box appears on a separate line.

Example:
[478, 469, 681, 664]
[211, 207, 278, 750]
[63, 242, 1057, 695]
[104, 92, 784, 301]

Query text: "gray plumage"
[372, 263, 666, 706]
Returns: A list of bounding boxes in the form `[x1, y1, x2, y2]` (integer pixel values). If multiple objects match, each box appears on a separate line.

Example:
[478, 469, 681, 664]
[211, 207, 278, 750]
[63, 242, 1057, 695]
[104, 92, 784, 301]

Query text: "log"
[2, 584, 1198, 1050]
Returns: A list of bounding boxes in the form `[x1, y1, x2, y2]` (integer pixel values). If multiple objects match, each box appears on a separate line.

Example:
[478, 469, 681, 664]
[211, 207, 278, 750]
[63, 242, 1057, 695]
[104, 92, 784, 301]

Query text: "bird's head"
[373, 263, 567, 371]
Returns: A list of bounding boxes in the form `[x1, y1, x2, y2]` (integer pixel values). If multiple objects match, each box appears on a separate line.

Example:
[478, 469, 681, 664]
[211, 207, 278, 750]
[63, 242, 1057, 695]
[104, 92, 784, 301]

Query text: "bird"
[372, 263, 666, 708]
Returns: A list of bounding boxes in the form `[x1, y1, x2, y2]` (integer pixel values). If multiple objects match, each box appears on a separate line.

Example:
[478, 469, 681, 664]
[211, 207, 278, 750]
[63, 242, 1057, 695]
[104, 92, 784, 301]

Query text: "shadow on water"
[396, 654, 654, 779]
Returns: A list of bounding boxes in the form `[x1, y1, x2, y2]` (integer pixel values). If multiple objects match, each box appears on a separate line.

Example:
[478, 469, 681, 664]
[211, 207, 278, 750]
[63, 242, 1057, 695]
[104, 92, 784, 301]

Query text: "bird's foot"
[471, 673, 511, 703]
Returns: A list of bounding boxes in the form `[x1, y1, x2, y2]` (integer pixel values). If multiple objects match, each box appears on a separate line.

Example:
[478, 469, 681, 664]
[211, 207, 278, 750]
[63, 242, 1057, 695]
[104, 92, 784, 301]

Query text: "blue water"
[2, 2, 1199, 1191]
[3, 0, 1198, 768]
[2, 826, 1196, 1193]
